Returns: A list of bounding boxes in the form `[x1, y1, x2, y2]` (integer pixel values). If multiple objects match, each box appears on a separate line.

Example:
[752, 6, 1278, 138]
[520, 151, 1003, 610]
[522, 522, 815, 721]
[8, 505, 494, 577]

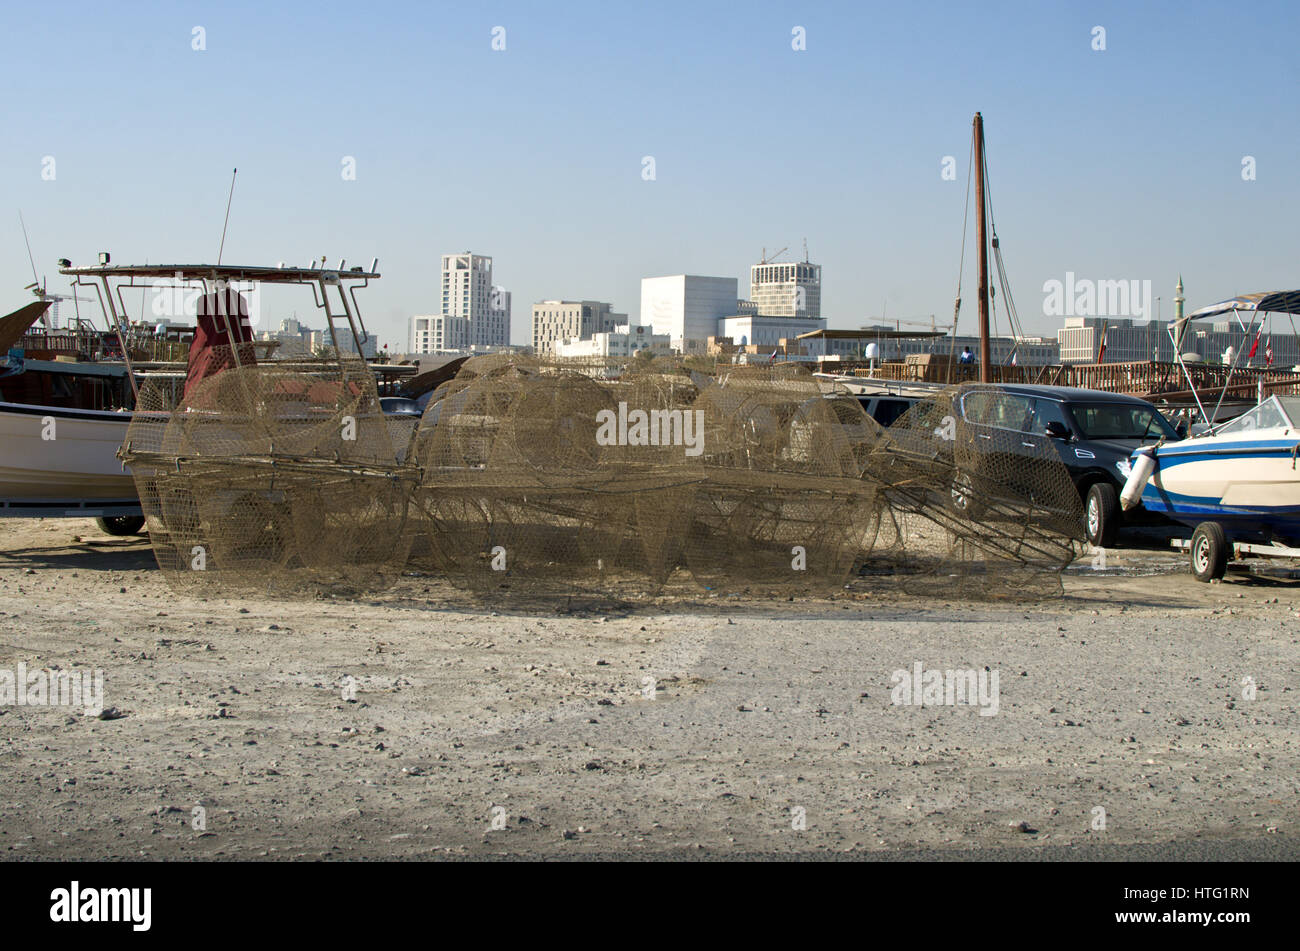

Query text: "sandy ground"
[0, 517, 1296, 860]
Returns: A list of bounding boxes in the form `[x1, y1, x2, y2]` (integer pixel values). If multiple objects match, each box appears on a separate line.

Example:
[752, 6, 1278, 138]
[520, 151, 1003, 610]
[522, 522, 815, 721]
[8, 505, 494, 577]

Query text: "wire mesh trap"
[120, 356, 1083, 603]
[121, 350, 415, 596]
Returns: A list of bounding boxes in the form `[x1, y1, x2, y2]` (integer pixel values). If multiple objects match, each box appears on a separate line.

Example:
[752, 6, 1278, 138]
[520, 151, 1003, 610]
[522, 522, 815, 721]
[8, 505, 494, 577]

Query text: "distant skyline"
[4, 0, 1299, 349]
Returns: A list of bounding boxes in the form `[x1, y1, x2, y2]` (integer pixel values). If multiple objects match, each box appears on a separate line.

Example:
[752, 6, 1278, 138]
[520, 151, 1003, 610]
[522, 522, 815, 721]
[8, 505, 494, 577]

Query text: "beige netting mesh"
[120, 355, 1083, 603]
[121, 350, 415, 596]
[668, 367, 879, 594]
[864, 384, 1083, 598]
[409, 363, 629, 596]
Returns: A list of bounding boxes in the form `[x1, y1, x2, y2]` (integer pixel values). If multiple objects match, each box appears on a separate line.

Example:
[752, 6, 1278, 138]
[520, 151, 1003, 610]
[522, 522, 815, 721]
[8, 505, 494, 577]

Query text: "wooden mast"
[973, 112, 991, 382]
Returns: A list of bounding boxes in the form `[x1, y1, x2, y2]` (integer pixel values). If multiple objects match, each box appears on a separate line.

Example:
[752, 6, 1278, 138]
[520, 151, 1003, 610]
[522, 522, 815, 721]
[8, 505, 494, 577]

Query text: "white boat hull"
[0, 402, 136, 501]
[1151, 451, 1300, 510]
[1137, 426, 1300, 543]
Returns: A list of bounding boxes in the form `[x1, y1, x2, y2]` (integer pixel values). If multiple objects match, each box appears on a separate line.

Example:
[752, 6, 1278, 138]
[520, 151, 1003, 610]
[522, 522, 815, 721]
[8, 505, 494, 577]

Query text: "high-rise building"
[440, 252, 509, 348]
[1057, 313, 1300, 367]
[408, 253, 509, 353]
[639, 275, 739, 353]
[531, 300, 625, 354]
[750, 258, 821, 318]
[1057, 316, 1168, 364]
[409, 314, 470, 354]
[488, 286, 512, 346]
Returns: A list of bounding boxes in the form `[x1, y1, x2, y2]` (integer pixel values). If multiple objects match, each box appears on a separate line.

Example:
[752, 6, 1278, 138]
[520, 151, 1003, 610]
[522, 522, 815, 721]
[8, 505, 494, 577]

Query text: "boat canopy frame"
[1183, 290, 1300, 323]
[1166, 289, 1300, 432]
[58, 260, 381, 403]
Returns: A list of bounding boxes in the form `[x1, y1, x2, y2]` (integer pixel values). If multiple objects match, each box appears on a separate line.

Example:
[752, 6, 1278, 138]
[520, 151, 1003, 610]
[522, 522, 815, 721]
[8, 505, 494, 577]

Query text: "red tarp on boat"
[183, 288, 257, 399]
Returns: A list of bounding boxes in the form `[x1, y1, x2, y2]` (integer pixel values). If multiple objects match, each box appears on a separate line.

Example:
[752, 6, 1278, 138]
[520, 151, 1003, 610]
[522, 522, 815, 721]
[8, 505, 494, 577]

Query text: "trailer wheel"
[95, 515, 145, 536]
[1190, 522, 1228, 582]
[1085, 482, 1120, 548]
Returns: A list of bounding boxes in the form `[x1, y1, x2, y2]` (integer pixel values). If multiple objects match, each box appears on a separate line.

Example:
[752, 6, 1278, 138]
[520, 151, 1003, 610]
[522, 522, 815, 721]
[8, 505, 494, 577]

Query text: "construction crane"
[759, 246, 788, 265]
[23, 281, 95, 331]
[864, 315, 952, 334]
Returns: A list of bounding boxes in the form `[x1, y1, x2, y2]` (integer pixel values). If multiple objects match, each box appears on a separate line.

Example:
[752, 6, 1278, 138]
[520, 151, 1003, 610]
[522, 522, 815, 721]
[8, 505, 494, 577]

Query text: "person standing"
[958, 345, 975, 379]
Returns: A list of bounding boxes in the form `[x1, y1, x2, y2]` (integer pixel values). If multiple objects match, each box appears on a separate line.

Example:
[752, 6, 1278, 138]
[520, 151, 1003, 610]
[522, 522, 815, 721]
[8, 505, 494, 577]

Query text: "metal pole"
[217, 169, 237, 266]
[1154, 298, 1160, 362]
[98, 276, 141, 404]
[973, 113, 991, 382]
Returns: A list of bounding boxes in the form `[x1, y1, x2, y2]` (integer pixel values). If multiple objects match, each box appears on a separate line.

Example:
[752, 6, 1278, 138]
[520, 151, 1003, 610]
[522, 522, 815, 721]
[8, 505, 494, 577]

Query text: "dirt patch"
[1, 518, 1295, 859]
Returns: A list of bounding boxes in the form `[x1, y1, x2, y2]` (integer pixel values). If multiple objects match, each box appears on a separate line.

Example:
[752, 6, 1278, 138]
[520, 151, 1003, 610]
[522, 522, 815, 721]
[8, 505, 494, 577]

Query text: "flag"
[1266, 337, 1274, 366]
[769, 348, 779, 362]
[1010, 350, 1017, 367]
[1248, 322, 1263, 359]
[1095, 320, 1108, 363]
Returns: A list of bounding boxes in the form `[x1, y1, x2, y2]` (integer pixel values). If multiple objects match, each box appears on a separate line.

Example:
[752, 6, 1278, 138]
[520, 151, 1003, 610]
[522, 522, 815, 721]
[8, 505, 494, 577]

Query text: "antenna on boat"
[19, 211, 40, 290]
[19, 211, 56, 330]
[217, 168, 238, 265]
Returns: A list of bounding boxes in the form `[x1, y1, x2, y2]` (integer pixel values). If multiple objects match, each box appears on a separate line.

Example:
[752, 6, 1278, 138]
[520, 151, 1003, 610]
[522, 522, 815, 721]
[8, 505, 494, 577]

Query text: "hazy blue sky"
[4, 0, 1298, 348]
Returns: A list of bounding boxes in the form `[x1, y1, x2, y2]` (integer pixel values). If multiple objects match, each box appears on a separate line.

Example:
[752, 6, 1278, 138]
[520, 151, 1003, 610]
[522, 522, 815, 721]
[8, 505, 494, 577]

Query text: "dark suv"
[952, 384, 1182, 546]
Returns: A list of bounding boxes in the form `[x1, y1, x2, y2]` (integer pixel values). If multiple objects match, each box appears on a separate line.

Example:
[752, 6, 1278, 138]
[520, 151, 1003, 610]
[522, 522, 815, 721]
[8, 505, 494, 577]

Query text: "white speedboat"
[1122, 394, 1300, 543]
[1119, 289, 1300, 579]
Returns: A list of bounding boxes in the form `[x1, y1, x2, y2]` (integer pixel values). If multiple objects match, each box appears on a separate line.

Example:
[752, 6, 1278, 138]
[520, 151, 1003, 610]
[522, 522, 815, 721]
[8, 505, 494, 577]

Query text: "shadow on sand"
[0, 536, 158, 573]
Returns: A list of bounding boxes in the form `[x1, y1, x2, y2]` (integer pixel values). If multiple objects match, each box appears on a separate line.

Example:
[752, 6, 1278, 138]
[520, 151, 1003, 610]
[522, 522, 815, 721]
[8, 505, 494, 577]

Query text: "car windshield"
[1068, 402, 1178, 440]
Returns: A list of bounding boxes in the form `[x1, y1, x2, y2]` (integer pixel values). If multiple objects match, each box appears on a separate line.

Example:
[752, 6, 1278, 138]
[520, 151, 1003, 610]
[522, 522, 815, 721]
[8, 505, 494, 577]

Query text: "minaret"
[1172, 275, 1186, 353]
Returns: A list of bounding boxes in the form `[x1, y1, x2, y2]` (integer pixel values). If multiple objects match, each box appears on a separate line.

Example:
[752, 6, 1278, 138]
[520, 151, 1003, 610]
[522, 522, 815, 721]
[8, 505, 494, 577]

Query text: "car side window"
[961, 391, 1032, 430]
[960, 391, 997, 425]
[1030, 398, 1071, 434]
[992, 394, 1033, 432]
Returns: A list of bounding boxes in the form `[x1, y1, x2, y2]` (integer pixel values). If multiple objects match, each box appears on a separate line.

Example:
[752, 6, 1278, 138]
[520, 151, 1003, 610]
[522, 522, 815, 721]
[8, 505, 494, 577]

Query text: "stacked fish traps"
[120, 352, 1085, 603]
[408, 355, 628, 597]
[664, 364, 885, 594]
[120, 350, 415, 596]
[406, 357, 883, 598]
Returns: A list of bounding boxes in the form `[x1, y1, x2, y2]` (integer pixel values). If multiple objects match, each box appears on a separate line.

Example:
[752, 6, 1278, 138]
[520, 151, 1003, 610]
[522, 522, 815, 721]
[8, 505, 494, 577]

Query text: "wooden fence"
[830, 358, 1300, 401]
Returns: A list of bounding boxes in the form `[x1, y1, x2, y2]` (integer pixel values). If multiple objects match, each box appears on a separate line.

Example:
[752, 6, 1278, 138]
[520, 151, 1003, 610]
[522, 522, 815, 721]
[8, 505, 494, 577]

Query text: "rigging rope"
[982, 147, 1029, 368]
[949, 134, 975, 370]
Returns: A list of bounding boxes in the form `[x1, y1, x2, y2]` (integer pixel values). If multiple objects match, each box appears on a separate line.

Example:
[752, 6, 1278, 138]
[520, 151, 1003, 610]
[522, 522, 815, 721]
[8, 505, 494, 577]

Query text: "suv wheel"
[949, 472, 985, 519]
[1085, 483, 1120, 548]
